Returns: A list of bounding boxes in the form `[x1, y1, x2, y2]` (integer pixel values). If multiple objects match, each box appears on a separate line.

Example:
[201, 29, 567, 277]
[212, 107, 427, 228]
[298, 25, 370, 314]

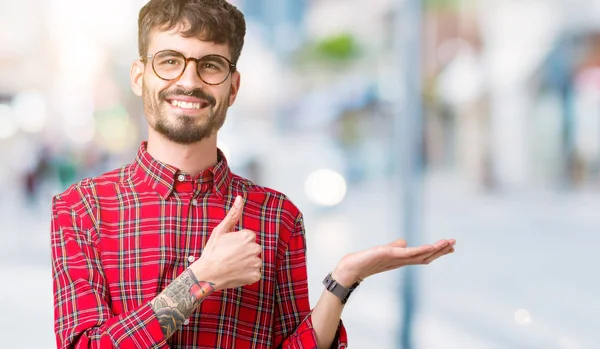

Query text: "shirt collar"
[133, 142, 232, 199]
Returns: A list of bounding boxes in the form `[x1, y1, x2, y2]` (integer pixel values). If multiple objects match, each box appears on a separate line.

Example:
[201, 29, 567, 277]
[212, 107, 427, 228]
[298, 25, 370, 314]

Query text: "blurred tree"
[313, 33, 360, 62]
[423, 0, 462, 11]
[292, 32, 362, 73]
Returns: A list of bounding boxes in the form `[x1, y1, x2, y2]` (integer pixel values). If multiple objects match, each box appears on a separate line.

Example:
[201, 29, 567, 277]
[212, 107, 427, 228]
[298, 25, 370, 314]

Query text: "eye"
[161, 59, 180, 65]
[202, 63, 219, 70]
[154, 52, 184, 66]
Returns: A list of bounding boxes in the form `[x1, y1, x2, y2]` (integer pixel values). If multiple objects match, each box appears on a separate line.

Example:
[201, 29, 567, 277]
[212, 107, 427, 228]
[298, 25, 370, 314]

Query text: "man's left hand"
[332, 238, 456, 287]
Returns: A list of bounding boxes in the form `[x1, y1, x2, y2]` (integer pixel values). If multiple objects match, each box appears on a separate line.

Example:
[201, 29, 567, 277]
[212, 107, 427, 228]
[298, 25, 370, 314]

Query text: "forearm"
[149, 268, 215, 339]
[311, 269, 356, 349]
[310, 289, 345, 348]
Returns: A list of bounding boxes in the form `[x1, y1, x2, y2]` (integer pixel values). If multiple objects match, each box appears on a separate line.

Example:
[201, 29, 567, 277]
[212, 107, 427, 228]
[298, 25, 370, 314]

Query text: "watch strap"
[322, 272, 360, 304]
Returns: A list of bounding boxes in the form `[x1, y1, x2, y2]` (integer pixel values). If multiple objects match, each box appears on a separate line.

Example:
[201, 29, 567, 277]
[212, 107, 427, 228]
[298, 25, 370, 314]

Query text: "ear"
[130, 59, 145, 97]
[228, 71, 241, 106]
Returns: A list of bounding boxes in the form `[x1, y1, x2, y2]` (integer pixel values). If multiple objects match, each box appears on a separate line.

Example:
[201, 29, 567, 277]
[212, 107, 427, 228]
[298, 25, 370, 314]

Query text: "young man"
[51, 0, 456, 348]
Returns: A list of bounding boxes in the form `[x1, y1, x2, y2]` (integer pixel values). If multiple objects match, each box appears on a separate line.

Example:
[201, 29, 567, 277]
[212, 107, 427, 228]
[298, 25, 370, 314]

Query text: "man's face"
[132, 27, 240, 144]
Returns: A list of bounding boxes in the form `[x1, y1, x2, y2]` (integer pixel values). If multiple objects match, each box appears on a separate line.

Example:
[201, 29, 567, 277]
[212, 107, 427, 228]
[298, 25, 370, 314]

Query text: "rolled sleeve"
[280, 314, 348, 349]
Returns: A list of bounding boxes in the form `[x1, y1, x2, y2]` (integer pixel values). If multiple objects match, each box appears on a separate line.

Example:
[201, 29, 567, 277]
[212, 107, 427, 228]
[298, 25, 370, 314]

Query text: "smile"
[169, 100, 206, 110]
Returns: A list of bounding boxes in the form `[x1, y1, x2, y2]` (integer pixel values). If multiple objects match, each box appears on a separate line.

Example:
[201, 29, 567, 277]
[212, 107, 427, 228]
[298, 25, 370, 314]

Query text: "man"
[50, 0, 456, 348]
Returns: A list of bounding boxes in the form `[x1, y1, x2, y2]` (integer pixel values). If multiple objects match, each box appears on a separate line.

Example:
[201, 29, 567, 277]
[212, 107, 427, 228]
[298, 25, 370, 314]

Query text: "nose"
[176, 59, 204, 91]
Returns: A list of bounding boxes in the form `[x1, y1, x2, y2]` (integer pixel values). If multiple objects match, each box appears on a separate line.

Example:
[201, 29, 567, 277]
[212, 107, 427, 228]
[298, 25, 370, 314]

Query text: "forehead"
[147, 26, 231, 59]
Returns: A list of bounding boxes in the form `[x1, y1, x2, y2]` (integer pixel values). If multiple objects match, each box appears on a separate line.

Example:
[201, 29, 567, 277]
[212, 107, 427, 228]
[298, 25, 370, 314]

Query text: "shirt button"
[188, 255, 196, 263]
[192, 199, 198, 206]
[177, 174, 185, 182]
[183, 319, 190, 325]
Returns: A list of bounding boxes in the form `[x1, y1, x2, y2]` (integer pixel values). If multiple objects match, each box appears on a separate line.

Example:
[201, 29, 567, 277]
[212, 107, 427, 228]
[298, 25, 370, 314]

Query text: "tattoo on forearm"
[150, 269, 215, 338]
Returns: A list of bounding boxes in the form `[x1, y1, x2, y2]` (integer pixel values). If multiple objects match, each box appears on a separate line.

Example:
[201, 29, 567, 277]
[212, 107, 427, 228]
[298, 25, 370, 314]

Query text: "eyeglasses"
[144, 50, 236, 85]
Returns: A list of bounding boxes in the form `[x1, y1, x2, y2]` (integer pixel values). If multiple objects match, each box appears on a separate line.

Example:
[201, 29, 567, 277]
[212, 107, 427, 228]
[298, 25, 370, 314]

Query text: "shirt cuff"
[103, 302, 168, 348]
[281, 314, 348, 349]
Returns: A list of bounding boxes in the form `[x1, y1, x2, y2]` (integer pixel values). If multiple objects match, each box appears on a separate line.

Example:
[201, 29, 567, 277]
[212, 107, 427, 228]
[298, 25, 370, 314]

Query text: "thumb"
[388, 238, 407, 248]
[213, 196, 244, 235]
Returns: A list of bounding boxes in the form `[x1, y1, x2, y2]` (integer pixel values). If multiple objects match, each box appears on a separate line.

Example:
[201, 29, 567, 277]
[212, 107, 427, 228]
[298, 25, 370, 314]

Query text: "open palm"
[335, 238, 456, 284]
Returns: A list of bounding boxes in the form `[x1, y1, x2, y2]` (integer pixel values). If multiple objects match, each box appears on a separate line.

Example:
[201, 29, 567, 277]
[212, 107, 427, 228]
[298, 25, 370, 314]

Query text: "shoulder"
[52, 163, 135, 215]
[229, 173, 303, 231]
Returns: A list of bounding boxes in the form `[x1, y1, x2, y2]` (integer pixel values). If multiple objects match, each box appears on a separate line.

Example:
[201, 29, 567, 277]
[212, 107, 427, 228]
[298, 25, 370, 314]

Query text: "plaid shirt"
[51, 142, 347, 349]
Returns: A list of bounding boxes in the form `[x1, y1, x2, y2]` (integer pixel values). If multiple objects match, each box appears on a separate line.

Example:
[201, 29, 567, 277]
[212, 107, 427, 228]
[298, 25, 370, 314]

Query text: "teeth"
[171, 100, 202, 109]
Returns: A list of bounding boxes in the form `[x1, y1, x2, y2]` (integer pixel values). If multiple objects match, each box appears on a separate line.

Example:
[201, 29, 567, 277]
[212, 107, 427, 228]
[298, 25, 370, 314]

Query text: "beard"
[143, 85, 229, 144]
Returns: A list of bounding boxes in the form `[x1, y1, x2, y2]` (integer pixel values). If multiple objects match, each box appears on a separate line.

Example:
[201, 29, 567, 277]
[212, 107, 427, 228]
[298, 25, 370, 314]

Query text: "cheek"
[143, 74, 170, 100]
[142, 86, 167, 116]
[215, 86, 232, 104]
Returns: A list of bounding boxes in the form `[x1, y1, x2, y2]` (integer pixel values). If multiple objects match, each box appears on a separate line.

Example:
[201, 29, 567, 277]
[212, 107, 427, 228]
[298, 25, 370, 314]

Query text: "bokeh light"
[96, 106, 137, 153]
[13, 90, 48, 133]
[0, 104, 18, 139]
[304, 169, 347, 206]
[514, 309, 532, 325]
[65, 119, 96, 145]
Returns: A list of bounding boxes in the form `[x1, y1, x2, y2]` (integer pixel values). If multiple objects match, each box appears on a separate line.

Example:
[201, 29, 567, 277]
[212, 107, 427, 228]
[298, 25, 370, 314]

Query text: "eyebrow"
[200, 55, 228, 62]
[157, 49, 230, 59]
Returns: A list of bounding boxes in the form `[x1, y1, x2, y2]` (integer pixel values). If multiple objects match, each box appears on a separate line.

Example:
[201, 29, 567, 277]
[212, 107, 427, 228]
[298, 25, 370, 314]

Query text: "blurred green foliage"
[293, 32, 362, 71]
[423, 0, 462, 10]
[313, 33, 361, 61]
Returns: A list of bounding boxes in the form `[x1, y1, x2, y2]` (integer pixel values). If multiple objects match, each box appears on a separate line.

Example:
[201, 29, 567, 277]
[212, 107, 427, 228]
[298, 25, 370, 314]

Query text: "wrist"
[323, 270, 361, 305]
[332, 263, 361, 288]
[190, 260, 224, 291]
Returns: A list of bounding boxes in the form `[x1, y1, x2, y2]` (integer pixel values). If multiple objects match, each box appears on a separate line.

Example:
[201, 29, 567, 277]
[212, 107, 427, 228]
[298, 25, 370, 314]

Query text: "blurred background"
[1, 0, 599, 348]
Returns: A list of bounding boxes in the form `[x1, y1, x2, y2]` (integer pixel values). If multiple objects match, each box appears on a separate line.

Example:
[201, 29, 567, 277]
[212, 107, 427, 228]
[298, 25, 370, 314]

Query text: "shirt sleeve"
[274, 214, 348, 349]
[51, 194, 168, 349]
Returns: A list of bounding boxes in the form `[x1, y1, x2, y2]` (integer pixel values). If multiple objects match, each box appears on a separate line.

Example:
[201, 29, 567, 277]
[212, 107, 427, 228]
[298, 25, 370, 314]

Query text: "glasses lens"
[152, 51, 186, 80]
[197, 55, 231, 84]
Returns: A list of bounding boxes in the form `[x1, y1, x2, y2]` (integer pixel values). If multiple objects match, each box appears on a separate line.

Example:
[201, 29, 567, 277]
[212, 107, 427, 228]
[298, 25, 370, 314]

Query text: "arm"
[313, 239, 457, 348]
[149, 269, 215, 338]
[307, 279, 347, 349]
[274, 215, 347, 349]
[52, 195, 167, 348]
[276, 218, 457, 349]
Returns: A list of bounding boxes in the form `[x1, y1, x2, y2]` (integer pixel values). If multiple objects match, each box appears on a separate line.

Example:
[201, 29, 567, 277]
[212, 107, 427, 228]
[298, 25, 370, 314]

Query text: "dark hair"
[138, 0, 246, 64]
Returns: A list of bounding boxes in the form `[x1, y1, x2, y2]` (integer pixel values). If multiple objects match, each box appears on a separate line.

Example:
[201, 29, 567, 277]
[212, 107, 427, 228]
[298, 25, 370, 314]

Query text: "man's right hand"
[190, 196, 262, 291]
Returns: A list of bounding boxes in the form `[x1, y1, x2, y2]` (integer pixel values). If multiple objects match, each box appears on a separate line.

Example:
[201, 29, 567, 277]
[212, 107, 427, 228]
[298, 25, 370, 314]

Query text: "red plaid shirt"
[51, 142, 347, 349]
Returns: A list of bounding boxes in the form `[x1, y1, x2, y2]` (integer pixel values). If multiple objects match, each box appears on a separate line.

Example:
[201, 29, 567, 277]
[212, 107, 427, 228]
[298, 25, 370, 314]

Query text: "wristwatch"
[322, 272, 361, 304]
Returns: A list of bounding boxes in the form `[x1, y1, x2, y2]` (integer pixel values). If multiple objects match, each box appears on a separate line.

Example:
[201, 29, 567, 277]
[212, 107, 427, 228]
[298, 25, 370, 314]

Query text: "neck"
[147, 129, 218, 177]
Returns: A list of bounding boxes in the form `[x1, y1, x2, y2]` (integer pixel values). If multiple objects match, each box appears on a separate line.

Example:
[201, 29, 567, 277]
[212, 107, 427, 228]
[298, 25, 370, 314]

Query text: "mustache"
[160, 87, 216, 105]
